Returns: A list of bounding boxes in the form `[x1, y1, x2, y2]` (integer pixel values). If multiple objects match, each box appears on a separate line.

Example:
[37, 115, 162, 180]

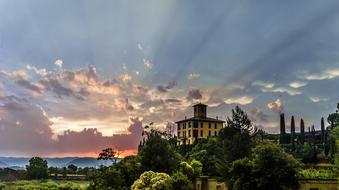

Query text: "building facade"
[176, 103, 225, 145]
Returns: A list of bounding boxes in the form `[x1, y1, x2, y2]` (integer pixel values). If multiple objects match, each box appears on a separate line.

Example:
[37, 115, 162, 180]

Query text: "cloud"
[250, 108, 269, 122]
[15, 79, 44, 96]
[267, 98, 283, 113]
[187, 73, 200, 80]
[0, 96, 144, 156]
[157, 81, 177, 93]
[303, 69, 339, 80]
[26, 65, 48, 77]
[143, 58, 153, 69]
[252, 81, 275, 89]
[120, 74, 132, 83]
[261, 87, 301, 96]
[54, 59, 64, 68]
[224, 96, 254, 105]
[309, 96, 328, 103]
[289, 81, 307, 88]
[187, 88, 202, 100]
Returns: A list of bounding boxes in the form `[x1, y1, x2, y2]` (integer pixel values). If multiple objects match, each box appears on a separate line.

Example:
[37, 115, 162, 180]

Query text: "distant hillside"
[0, 160, 8, 168]
[66, 157, 115, 168]
[0, 157, 117, 169]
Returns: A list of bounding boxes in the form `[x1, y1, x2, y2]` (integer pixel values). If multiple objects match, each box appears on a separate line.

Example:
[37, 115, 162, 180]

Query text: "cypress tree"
[279, 113, 286, 144]
[300, 119, 305, 145]
[291, 116, 295, 150]
[321, 117, 325, 144]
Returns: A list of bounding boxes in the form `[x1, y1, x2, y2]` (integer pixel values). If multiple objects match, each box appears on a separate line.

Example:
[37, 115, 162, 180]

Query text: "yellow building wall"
[177, 121, 223, 145]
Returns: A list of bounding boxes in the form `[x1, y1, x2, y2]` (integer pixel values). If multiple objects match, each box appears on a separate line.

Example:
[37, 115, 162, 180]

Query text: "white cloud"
[143, 59, 153, 69]
[120, 74, 132, 83]
[54, 59, 64, 68]
[252, 81, 275, 89]
[289, 81, 307, 88]
[267, 98, 283, 113]
[261, 87, 301, 96]
[187, 73, 200, 80]
[224, 96, 254, 105]
[303, 69, 339, 81]
[309, 96, 328, 103]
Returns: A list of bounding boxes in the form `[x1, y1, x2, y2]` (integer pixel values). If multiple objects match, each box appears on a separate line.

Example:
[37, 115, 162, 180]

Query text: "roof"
[193, 103, 207, 107]
[176, 116, 225, 124]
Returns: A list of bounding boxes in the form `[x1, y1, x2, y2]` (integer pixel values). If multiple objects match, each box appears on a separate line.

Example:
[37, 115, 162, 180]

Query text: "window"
[178, 125, 181, 130]
[193, 122, 198, 128]
[177, 132, 180, 138]
[208, 123, 211, 129]
[200, 130, 203, 137]
[214, 131, 217, 136]
[200, 122, 203, 128]
[188, 139, 190, 144]
[184, 131, 186, 137]
[214, 123, 217, 129]
[208, 130, 211, 136]
[188, 130, 191, 137]
[189, 122, 191, 128]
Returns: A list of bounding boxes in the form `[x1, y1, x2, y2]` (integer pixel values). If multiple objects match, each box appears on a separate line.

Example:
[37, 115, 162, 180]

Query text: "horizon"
[1, 0, 339, 157]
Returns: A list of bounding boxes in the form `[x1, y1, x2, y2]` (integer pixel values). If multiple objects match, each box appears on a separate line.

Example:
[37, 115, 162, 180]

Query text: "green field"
[0, 180, 89, 190]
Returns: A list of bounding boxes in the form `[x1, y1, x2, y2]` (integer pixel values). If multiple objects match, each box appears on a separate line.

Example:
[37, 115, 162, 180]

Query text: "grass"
[0, 180, 89, 190]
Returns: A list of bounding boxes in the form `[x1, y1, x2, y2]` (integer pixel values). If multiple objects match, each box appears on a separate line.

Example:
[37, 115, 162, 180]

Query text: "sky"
[0, 0, 339, 157]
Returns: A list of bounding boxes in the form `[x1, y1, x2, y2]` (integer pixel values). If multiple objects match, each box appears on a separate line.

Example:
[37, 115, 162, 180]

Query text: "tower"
[193, 103, 207, 118]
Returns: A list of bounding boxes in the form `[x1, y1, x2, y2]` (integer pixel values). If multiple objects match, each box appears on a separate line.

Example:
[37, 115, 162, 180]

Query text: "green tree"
[139, 130, 181, 173]
[171, 171, 193, 190]
[218, 106, 257, 162]
[88, 166, 125, 190]
[98, 147, 120, 165]
[67, 164, 78, 174]
[115, 155, 142, 187]
[131, 171, 172, 190]
[229, 142, 301, 190]
[189, 138, 222, 176]
[26, 157, 48, 180]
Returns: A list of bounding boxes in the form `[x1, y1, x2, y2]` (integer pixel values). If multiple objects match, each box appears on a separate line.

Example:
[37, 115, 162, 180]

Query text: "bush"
[171, 171, 193, 190]
[131, 171, 172, 190]
[299, 169, 338, 179]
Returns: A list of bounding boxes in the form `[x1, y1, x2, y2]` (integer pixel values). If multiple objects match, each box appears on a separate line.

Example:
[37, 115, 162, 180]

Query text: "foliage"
[87, 166, 125, 190]
[170, 171, 193, 190]
[67, 164, 78, 173]
[228, 142, 301, 190]
[97, 147, 119, 164]
[115, 155, 142, 187]
[26, 157, 48, 180]
[131, 171, 172, 190]
[327, 113, 339, 128]
[188, 138, 222, 176]
[298, 144, 319, 163]
[299, 169, 338, 179]
[0, 180, 87, 190]
[139, 130, 181, 174]
[179, 159, 202, 179]
[218, 106, 257, 163]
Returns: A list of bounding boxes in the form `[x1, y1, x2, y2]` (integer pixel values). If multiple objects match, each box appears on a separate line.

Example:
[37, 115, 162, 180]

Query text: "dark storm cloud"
[157, 81, 177, 93]
[15, 79, 43, 95]
[187, 89, 203, 100]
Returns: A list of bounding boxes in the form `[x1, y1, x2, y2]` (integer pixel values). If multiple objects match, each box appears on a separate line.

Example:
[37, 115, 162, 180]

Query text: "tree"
[67, 164, 78, 174]
[188, 138, 222, 176]
[300, 118, 305, 144]
[321, 117, 325, 144]
[327, 113, 339, 129]
[218, 106, 257, 162]
[26, 157, 48, 180]
[291, 116, 296, 150]
[171, 171, 193, 190]
[139, 130, 181, 174]
[115, 155, 142, 187]
[228, 142, 301, 190]
[88, 166, 125, 190]
[97, 147, 120, 165]
[131, 171, 172, 190]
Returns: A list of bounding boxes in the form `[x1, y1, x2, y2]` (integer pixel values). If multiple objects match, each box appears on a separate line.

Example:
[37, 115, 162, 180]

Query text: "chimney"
[216, 116, 219, 120]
